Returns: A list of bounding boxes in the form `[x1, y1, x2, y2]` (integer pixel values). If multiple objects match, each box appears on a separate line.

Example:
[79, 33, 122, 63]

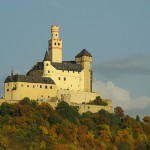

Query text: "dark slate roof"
[4, 75, 55, 84]
[27, 61, 83, 73]
[75, 49, 92, 58]
[43, 51, 50, 61]
[51, 61, 83, 71]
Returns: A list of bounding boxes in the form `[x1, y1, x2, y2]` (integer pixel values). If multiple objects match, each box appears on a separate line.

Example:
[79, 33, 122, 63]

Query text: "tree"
[143, 116, 150, 123]
[114, 106, 124, 118]
[56, 101, 80, 123]
[136, 115, 140, 122]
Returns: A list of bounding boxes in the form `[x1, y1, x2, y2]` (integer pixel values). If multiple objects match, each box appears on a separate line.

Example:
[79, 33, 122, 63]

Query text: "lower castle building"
[3, 25, 112, 113]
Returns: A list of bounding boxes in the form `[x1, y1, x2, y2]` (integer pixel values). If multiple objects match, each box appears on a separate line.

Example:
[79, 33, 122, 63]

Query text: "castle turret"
[48, 25, 62, 63]
[75, 49, 92, 92]
[43, 51, 51, 77]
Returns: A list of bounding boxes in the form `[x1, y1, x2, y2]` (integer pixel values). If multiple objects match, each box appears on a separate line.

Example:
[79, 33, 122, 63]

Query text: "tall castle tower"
[48, 25, 62, 63]
[75, 49, 92, 92]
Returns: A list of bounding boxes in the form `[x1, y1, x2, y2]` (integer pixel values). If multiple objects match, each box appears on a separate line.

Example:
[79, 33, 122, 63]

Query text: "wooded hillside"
[0, 98, 149, 150]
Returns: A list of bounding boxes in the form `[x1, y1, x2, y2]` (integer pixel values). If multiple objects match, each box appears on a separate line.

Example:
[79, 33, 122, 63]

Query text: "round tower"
[48, 25, 62, 63]
[43, 51, 51, 77]
[51, 25, 59, 39]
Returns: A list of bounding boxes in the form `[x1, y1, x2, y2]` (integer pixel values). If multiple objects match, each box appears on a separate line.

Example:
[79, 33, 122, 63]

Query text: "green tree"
[56, 101, 80, 123]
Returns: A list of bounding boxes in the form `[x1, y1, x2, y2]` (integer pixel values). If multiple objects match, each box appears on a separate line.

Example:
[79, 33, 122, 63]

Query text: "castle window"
[48, 96, 50, 98]
[58, 43, 60, 46]
[56, 34, 57, 36]
[33, 85, 35, 88]
[64, 77, 66, 81]
[27, 85, 29, 87]
[55, 42, 56, 45]
[58, 77, 60, 80]
[50, 86, 52, 89]
[40, 85, 42, 88]
[21, 84, 23, 87]
[46, 63, 48, 66]
[45, 85, 47, 89]
[48, 70, 50, 73]
[7, 89, 9, 92]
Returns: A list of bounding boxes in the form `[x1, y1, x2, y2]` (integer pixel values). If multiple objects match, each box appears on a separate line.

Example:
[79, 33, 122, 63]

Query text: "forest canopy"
[0, 98, 149, 150]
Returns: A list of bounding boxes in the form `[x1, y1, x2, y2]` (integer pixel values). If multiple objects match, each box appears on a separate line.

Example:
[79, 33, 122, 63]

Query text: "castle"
[3, 25, 112, 113]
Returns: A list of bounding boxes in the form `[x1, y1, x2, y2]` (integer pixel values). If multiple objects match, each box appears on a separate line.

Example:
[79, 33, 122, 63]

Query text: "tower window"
[64, 77, 66, 81]
[56, 34, 57, 36]
[50, 86, 52, 89]
[58, 43, 60, 46]
[40, 85, 42, 88]
[46, 63, 48, 66]
[58, 77, 60, 80]
[33, 85, 35, 88]
[48, 70, 50, 73]
[45, 85, 47, 89]
[55, 42, 56, 45]
[27, 85, 29, 87]
[7, 89, 9, 92]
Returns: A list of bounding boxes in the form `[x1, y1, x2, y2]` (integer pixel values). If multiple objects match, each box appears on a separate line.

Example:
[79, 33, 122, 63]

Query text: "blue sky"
[0, 0, 150, 117]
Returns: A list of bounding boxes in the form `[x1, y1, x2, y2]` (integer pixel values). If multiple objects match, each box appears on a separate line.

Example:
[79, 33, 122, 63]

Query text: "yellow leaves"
[115, 128, 134, 148]
[0, 137, 9, 148]
[40, 126, 49, 135]
[40, 141, 46, 150]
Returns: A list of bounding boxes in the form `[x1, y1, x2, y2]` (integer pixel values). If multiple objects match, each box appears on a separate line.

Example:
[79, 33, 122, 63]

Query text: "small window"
[48, 96, 50, 98]
[55, 42, 56, 45]
[56, 34, 57, 36]
[21, 84, 23, 87]
[40, 85, 42, 88]
[46, 63, 49, 66]
[50, 86, 52, 89]
[64, 77, 66, 81]
[27, 85, 29, 87]
[58, 43, 60, 46]
[45, 85, 47, 89]
[33, 85, 35, 88]
[48, 70, 50, 73]
[7, 89, 9, 92]
[58, 77, 60, 80]
[41, 95, 43, 97]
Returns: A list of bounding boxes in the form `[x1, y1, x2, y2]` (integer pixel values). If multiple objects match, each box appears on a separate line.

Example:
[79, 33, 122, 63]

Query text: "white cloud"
[93, 79, 150, 116]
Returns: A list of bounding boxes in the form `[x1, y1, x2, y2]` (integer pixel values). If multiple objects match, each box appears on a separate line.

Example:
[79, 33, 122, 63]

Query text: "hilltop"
[0, 97, 149, 150]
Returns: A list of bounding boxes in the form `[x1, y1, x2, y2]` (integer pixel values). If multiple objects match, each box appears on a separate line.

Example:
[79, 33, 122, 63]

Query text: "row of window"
[6, 85, 53, 91]
[45, 68, 80, 75]
[25, 84, 53, 89]
[48, 42, 61, 46]
[58, 77, 66, 81]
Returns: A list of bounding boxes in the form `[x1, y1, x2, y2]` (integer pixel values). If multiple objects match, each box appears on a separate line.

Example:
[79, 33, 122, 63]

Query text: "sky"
[0, 0, 150, 118]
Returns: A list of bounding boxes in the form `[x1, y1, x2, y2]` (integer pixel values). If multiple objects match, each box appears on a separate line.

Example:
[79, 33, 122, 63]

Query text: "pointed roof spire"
[11, 67, 13, 76]
[75, 49, 92, 58]
[43, 51, 50, 61]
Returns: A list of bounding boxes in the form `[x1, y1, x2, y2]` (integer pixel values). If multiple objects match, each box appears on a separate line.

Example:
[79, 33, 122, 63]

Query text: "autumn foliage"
[0, 98, 149, 150]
